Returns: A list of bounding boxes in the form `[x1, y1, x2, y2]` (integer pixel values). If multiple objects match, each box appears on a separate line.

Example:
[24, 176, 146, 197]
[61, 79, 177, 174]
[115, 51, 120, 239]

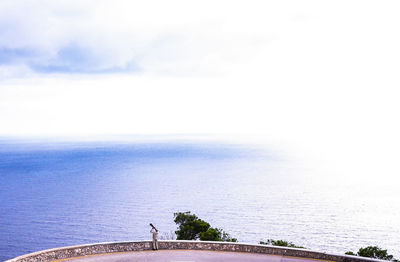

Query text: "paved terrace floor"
[55, 250, 334, 262]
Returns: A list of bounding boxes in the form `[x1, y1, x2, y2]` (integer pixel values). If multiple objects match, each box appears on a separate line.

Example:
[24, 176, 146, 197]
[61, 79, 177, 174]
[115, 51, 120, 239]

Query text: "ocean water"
[0, 140, 399, 261]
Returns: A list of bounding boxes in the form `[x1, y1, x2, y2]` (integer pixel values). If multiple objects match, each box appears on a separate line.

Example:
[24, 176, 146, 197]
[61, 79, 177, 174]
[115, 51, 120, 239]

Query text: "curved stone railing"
[6, 240, 386, 262]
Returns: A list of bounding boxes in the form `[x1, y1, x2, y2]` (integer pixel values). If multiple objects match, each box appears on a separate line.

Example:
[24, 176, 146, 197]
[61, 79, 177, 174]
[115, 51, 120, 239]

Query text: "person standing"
[150, 223, 159, 250]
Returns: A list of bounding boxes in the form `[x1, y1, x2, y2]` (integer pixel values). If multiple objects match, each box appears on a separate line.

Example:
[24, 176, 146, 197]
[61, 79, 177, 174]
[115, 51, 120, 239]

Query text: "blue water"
[1, 140, 399, 261]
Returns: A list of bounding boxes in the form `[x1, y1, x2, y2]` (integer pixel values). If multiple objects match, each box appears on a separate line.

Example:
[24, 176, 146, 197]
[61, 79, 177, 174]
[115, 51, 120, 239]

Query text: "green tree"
[221, 230, 238, 242]
[199, 227, 221, 241]
[173, 211, 237, 242]
[259, 239, 305, 249]
[199, 227, 237, 242]
[345, 246, 398, 261]
[358, 246, 393, 260]
[174, 212, 210, 240]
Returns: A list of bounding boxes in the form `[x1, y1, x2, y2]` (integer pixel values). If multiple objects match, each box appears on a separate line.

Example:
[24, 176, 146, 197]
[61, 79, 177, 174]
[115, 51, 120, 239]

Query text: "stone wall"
[7, 240, 385, 262]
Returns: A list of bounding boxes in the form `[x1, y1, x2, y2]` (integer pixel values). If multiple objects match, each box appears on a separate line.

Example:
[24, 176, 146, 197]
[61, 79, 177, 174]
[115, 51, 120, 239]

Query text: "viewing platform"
[6, 240, 385, 262]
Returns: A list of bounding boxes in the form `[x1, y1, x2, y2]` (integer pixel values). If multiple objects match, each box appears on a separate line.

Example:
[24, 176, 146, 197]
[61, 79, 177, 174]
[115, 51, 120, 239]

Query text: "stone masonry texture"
[6, 241, 386, 262]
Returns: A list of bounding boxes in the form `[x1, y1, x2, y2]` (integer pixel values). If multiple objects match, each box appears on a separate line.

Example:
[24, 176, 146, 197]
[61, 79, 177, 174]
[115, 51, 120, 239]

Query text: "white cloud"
[0, 0, 277, 75]
[1, 0, 400, 185]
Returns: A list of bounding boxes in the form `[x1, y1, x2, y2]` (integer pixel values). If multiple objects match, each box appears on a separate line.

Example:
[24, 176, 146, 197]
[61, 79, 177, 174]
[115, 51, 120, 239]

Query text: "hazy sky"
[1, 0, 400, 184]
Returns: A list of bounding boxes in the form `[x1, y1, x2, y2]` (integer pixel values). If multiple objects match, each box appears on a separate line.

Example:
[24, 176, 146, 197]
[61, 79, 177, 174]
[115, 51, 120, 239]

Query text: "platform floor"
[55, 250, 333, 262]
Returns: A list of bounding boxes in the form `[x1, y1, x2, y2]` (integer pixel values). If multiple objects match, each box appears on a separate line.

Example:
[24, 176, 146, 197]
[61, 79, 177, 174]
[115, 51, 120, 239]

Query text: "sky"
[1, 0, 400, 185]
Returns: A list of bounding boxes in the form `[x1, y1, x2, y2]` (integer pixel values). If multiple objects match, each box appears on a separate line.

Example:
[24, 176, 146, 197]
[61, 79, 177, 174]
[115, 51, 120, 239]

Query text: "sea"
[0, 139, 399, 261]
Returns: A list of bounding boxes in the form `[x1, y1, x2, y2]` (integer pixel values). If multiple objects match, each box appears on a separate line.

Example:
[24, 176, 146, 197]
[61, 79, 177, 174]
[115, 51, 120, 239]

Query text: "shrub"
[259, 239, 305, 249]
[174, 211, 237, 242]
[345, 246, 397, 261]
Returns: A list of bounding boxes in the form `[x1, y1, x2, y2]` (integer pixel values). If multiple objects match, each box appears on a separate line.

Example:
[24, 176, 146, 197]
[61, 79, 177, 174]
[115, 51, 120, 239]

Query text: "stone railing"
[6, 240, 386, 262]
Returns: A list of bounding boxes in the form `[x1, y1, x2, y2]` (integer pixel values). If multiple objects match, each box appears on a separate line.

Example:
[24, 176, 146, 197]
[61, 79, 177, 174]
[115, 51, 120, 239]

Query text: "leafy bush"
[345, 246, 398, 261]
[174, 211, 237, 242]
[174, 212, 210, 240]
[259, 239, 305, 249]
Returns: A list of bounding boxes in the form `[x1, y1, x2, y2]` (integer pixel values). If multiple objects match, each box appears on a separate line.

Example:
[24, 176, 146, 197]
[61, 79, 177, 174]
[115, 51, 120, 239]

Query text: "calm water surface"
[0, 140, 399, 261]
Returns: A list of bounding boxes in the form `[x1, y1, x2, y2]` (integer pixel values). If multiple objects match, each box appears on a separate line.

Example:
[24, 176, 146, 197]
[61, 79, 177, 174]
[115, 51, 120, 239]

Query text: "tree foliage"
[173, 211, 237, 242]
[220, 230, 238, 242]
[358, 246, 393, 260]
[200, 227, 237, 242]
[174, 212, 210, 240]
[345, 246, 398, 261]
[259, 239, 305, 249]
